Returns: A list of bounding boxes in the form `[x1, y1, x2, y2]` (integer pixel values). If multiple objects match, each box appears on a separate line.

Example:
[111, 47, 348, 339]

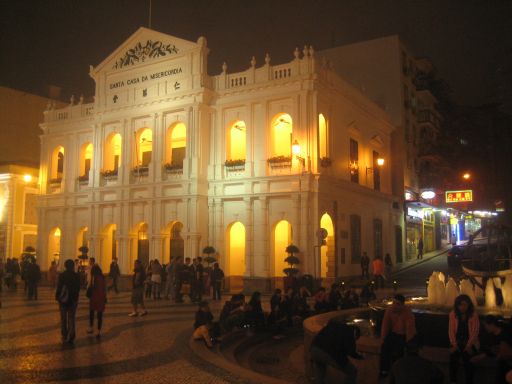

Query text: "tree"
[202, 246, 216, 266]
[283, 244, 300, 276]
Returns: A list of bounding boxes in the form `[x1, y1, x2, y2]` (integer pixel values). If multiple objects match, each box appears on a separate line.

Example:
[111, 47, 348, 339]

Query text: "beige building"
[319, 36, 443, 261]
[37, 28, 402, 290]
[0, 87, 55, 260]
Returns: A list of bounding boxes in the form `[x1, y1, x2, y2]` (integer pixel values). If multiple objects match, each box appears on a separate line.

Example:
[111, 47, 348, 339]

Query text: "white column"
[244, 197, 254, 277]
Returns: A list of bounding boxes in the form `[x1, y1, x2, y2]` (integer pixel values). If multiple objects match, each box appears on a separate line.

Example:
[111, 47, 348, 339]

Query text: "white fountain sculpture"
[445, 278, 459, 306]
[460, 279, 478, 306]
[438, 271, 446, 284]
[428, 272, 439, 305]
[485, 279, 497, 309]
[437, 274, 447, 306]
[503, 275, 512, 308]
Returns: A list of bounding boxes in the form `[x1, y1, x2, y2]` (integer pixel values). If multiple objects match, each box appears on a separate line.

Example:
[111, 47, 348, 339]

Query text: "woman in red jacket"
[88, 265, 107, 338]
[448, 294, 480, 384]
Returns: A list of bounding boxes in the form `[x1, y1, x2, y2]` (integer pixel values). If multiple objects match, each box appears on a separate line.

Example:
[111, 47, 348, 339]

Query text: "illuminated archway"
[135, 128, 153, 166]
[273, 220, 292, 277]
[227, 121, 246, 161]
[79, 143, 93, 178]
[101, 224, 117, 272]
[320, 213, 334, 278]
[271, 114, 292, 157]
[227, 221, 246, 276]
[104, 133, 122, 172]
[165, 221, 184, 263]
[50, 146, 64, 180]
[76, 226, 89, 254]
[318, 114, 328, 159]
[165, 122, 186, 165]
[48, 227, 61, 268]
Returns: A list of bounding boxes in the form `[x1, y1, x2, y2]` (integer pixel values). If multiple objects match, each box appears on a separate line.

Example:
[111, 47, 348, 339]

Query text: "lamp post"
[292, 139, 305, 167]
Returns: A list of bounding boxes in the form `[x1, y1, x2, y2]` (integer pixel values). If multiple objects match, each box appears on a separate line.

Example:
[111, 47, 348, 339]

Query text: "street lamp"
[463, 173, 471, 180]
[291, 139, 305, 167]
[366, 157, 385, 175]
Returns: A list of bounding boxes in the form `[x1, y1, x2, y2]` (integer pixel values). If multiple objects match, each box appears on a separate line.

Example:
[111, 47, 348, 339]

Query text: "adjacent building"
[37, 28, 402, 290]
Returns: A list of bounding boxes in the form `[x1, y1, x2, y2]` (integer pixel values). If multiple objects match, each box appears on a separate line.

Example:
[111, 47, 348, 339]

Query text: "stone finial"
[265, 53, 271, 65]
[197, 36, 207, 47]
[309, 45, 314, 56]
[222, 62, 227, 74]
[70, 95, 75, 105]
[45, 101, 52, 111]
[250, 56, 256, 68]
[294, 47, 300, 59]
[303, 45, 308, 57]
[79, 94, 84, 104]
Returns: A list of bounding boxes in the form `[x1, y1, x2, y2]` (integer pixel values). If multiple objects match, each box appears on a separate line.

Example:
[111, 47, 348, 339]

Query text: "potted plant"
[202, 246, 217, 266]
[283, 244, 300, 276]
[78, 245, 89, 266]
[49, 177, 62, 185]
[101, 169, 118, 179]
[77, 174, 89, 183]
[163, 162, 183, 173]
[132, 165, 149, 175]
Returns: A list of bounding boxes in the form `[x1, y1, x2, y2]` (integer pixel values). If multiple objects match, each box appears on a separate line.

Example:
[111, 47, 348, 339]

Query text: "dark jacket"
[55, 269, 81, 307]
[194, 310, 213, 329]
[26, 263, 41, 283]
[312, 322, 363, 366]
[132, 266, 146, 289]
[108, 262, 121, 278]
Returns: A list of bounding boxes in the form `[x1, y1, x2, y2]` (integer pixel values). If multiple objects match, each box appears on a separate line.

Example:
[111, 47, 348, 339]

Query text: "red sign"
[446, 190, 473, 203]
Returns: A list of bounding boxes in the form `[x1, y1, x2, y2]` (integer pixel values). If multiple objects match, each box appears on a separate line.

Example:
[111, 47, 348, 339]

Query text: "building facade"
[38, 28, 401, 290]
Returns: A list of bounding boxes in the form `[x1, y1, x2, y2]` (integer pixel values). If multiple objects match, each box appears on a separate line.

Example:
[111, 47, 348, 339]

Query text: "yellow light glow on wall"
[272, 114, 292, 157]
[320, 213, 334, 278]
[48, 227, 61, 268]
[274, 220, 291, 277]
[105, 133, 122, 170]
[102, 223, 117, 272]
[228, 221, 246, 276]
[171, 123, 186, 149]
[228, 121, 246, 160]
[79, 143, 93, 175]
[23, 174, 32, 183]
[319, 114, 328, 158]
[51, 146, 65, 179]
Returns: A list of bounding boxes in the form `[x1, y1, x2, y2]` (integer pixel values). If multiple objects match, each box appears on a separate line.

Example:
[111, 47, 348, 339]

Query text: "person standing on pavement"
[87, 265, 107, 338]
[384, 253, 393, 280]
[48, 260, 58, 288]
[151, 259, 163, 300]
[211, 262, 224, 301]
[379, 294, 416, 378]
[56, 259, 81, 345]
[310, 319, 363, 384]
[417, 237, 424, 259]
[372, 256, 385, 289]
[26, 257, 41, 300]
[360, 252, 370, 279]
[129, 260, 147, 317]
[108, 258, 121, 293]
[192, 257, 204, 302]
[164, 256, 175, 300]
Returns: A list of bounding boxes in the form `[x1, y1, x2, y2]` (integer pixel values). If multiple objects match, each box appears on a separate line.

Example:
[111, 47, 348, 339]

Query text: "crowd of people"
[0, 256, 41, 299]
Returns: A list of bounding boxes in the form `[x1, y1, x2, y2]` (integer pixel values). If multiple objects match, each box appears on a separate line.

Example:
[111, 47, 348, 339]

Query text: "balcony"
[224, 159, 246, 173]
[267, 156, 292, 169]
[163, 162, 183, 175]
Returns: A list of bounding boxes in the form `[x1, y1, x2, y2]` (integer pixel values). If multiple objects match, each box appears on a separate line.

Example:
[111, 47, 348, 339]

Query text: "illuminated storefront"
[37, 28, 402, 290]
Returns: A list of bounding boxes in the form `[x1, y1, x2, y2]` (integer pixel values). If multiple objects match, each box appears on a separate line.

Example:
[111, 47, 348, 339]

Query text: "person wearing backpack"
[55, 259, 81, 345]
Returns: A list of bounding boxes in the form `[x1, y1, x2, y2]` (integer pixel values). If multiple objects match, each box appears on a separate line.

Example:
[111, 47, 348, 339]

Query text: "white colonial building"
[38, 28, 403, 291]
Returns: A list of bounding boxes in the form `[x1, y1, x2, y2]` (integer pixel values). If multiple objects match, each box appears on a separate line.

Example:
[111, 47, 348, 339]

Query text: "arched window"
[104, 133, 122, 172]
[137, 223, 149, 268]
[227, 121, 246, 161]
[320, 213, 334, 278]
[271, 114, 292, 157]
[101, 224, 117, 273]
[50, 146, 64, 180]
[318, 113, 328, 159]
[79, 143, 93, 178]
[135, 128, 152, 167]
[165, 123, 186, 166]
[48, 227, 61, 268]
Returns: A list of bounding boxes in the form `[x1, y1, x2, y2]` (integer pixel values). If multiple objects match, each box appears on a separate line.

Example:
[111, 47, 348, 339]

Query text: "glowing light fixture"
[291, 139, 301, 155]
[23, 174, 32, 183]
[421, 190, 436, 199]
[376, 158, 385, 166]
[463, 173, 471, 180]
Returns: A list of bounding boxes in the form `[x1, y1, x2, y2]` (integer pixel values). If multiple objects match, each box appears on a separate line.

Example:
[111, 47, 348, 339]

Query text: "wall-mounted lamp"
[292, 139, 305, 167]
[366, 158, 385, 175]
[23, 174, 32, 183]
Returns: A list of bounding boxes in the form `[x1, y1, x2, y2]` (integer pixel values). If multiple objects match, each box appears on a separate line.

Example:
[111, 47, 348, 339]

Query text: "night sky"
[1, 0, 511, 113]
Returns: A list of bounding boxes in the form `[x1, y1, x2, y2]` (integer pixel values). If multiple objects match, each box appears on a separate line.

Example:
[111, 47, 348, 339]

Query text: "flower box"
[267, 156, 292, 168]
[225, 159, 246, 172]
[132, 166, 149, 176]
[101, 169, 118, 181]
[48, 177, 62, 187]
[163, 163, 183, 174]
[320, 157, 332, 167]
[77, 175, 89, 184]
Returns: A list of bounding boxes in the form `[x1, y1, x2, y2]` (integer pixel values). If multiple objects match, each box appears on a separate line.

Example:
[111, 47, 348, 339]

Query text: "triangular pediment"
[92, 27, 201, 74]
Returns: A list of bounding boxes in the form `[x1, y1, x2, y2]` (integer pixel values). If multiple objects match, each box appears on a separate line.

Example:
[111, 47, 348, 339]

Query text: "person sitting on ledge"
[310, 319, 363, 384]
[219, 294, 247, 332]
[193, 300, 218, 348]
[389, 341, 444, 384]
[379, 294, 416, 378]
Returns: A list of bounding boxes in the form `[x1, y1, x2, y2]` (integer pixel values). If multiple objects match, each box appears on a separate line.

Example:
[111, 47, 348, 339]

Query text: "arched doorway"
[320, 213, 335, 278]
[273, 220, 292, 278]
[228, 221, 246, 276]
[102, 224, 117, 272]
[76, 226, 89, 256]
[271, 114, 293, 157]
[48, 227, 61, 268]
[136, 223, 149, 268]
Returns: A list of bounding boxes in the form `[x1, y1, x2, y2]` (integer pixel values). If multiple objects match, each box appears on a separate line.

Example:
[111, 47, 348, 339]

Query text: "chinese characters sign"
[445, 190, 473, 203]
